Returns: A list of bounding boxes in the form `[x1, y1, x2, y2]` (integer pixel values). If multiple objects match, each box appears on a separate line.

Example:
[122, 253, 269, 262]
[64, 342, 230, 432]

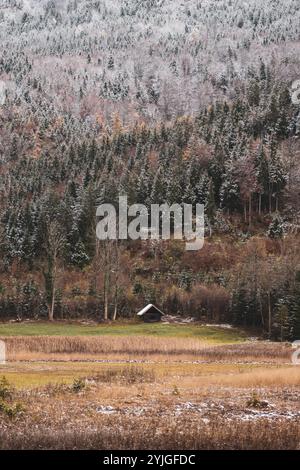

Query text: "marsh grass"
[204, 366, 300, 387]
[1, 336, 292, 363]
[0, 416, 299, 450]
[0, 334, 298, 450]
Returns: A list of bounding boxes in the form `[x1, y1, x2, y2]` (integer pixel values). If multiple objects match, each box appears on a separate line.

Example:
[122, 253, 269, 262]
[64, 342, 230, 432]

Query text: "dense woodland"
[0, 0, 300, 339]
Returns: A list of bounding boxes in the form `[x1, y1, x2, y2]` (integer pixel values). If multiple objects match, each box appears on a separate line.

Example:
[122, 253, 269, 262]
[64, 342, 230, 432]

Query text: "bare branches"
[95, 239, 123, 322]
[44, 221, 65, 321]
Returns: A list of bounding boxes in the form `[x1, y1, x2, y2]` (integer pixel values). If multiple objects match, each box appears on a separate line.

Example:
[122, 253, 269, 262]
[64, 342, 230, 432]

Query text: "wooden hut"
[137, 304, 164, 323]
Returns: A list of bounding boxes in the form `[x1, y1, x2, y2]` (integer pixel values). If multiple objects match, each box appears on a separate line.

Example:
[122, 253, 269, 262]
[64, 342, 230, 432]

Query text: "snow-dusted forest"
[0, 0, 300, 339]
[1, 0, 300, 122]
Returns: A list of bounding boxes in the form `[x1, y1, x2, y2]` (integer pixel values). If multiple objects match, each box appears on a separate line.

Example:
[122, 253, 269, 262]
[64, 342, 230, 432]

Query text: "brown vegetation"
[0, 417, 299, 450]
[0, 335, 298, 450]
[1, 336, 292, 363]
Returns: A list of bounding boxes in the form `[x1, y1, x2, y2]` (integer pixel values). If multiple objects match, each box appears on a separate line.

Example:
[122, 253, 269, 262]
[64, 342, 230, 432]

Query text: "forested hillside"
[0, 0, 300, 339]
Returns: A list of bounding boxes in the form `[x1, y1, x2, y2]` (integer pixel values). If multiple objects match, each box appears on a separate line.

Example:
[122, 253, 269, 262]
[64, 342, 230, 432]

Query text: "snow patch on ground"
[162, 315, 196, 324]
[205, 324, 234, 329]
[95, 400, 300, 422]
[96, 405, 116, 415]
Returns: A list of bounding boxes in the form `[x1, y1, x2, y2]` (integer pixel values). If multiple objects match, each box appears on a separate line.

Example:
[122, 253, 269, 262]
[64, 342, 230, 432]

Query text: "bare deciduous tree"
[95, 239, 124, 322]
[44, 221, 65, 322]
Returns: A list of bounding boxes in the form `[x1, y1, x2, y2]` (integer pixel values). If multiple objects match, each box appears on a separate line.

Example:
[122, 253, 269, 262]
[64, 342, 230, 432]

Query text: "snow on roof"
[137, 304, 164, 316]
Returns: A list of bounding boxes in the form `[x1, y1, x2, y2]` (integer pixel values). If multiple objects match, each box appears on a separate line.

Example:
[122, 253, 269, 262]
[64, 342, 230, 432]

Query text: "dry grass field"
[0, 334, 292, 363]
[0, 325, 299, 450]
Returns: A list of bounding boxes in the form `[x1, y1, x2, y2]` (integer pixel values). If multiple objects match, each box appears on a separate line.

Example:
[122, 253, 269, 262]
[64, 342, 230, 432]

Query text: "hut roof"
[137, 304, 164, 316]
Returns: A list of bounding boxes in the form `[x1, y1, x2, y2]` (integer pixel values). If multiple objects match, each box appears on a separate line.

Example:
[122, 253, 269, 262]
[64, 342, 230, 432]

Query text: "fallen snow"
[205, 324, 234, 329]
[96, 405, 116, 415]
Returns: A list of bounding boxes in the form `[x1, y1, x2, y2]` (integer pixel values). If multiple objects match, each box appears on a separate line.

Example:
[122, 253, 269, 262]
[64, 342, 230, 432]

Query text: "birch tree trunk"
[248, 193, 252, 228]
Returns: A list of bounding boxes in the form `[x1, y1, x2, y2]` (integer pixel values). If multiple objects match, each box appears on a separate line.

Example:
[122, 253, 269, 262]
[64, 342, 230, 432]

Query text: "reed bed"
[0, 336, 292, 363]
[188, 366, 300, 387]
[2, 335, 207, 362]
[1, 335, 208, 355]
[0, 416, 299, 450]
